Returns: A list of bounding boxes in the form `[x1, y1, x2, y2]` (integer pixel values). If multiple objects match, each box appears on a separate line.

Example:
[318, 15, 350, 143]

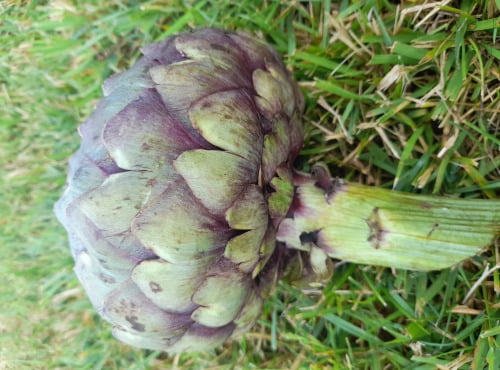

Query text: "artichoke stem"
[277, 173, 500, 271]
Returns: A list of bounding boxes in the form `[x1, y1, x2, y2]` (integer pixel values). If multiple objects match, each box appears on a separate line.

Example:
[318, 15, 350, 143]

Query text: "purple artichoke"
[56, 28, 500, 353]
[55, 28, 304, 352]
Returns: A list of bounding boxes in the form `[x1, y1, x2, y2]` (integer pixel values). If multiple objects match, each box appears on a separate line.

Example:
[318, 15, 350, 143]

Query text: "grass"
[1, 0, 499, 368]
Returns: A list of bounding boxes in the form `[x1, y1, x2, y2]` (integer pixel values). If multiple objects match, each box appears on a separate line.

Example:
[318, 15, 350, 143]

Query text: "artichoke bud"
[55, 28, 304, 352]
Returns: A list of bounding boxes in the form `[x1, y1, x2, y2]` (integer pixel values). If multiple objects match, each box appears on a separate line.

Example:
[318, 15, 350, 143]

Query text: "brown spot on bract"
[126, 315, 145, 332]
[201, 100, 213, 109]
[99, 273, 115, 284]
[149, 281, 162, 293]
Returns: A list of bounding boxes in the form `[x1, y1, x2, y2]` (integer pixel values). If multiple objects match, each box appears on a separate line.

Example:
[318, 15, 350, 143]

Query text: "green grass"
[1, 0, 499, 368]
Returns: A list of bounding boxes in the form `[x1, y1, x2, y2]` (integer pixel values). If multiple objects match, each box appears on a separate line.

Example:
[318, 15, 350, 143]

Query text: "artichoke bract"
[56, 28, 500, 353]
[55, 28, 304, 352]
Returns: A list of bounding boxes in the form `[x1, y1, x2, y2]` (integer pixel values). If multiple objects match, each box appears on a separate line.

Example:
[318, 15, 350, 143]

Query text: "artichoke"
[55, 28, 303, 352]
[55, 28, 500, 353]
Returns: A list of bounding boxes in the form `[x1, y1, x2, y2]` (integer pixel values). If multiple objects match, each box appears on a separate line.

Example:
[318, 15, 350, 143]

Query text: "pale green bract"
[55, 28, 304, 352]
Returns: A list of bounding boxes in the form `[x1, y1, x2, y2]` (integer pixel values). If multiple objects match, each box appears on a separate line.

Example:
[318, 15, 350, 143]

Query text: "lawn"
[1, 0, 499, 369]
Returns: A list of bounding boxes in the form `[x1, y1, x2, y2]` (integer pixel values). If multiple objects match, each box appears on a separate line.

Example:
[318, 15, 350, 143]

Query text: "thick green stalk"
[277, 173, 499, 271]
